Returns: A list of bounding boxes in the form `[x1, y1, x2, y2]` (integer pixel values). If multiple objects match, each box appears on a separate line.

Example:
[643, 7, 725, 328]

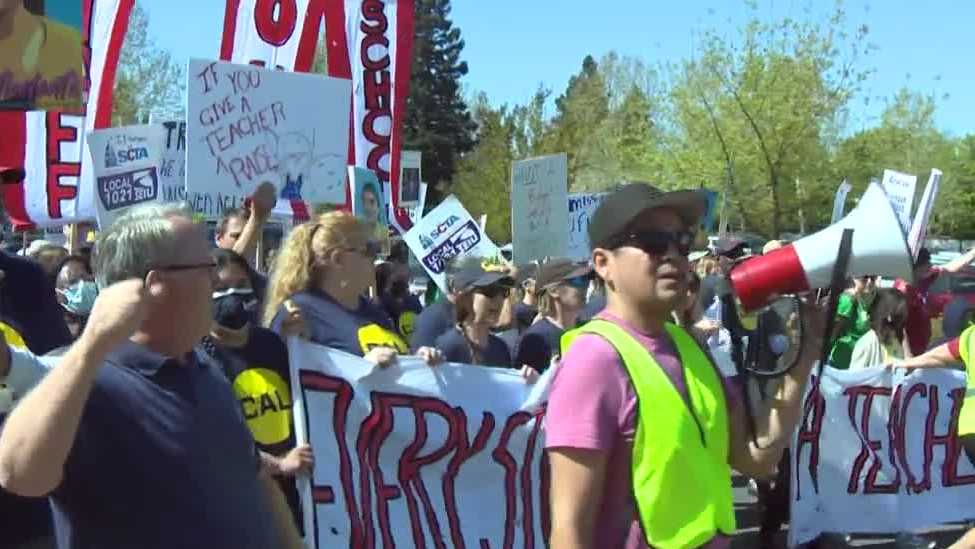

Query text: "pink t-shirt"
[544, 312, 738, 549]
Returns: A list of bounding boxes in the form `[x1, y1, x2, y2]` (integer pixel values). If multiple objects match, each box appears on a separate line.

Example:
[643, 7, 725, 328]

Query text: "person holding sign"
[434, 256, 517, 369]
[547, 183, 823, 549]
[514, 257, 591, 374]
[263, 212, 442, 367]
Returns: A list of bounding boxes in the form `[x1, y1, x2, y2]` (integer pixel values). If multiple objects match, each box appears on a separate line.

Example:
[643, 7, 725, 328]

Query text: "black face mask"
[213, 289, 258, 330]
[389, 280, 409, 299]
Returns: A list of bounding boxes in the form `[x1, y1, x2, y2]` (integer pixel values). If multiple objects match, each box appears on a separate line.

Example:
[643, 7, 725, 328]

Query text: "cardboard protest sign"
[403, 195, 500, 293]
[289, 340, 551, 549]
[790, 366, 975, 546]
[85, 125, 165, 228]
[908, 169, 942, 259]
[511, 154, 569, 265]
[399, 150, 422, 206]
[0, 2, 83, 111]
[158, 120, 296, 220]
[881, 169, 918, 233]
[387, 180, 427, 226]
[567, 192, 607, 260]
[185, 59, 350, 207]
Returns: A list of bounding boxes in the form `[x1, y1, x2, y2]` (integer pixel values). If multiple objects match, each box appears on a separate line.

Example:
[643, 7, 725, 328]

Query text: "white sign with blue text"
[86, 124, 165, 228]
[402, 195, 500, 293]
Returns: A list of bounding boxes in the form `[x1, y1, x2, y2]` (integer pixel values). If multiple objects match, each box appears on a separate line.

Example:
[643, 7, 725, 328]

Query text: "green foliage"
[112, 5, 184, 125]
[452, 0, 975, 241]
[403, 0, 477, 202]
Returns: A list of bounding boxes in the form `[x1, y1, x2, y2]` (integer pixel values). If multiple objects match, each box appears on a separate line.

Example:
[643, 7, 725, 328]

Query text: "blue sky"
[145, 0, 973, 136]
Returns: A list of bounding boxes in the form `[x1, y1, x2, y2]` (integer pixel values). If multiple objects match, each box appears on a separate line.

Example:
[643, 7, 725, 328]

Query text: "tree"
[452, 94, 516, 243]
[112, 5, 184, 125]
[403, 0, 477, 202]
[663, 3, 872, 237]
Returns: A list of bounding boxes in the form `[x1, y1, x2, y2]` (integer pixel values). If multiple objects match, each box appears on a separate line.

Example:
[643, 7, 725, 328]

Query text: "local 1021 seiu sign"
[403, 195, 500, 293]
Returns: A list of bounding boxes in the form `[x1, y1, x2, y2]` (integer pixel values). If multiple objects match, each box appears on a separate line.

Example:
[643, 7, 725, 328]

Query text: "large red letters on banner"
[300, 371, 544, 549]
[795, 380, 975, 500]
[45, 113, 82, 219]
[254, 0, 299, 46]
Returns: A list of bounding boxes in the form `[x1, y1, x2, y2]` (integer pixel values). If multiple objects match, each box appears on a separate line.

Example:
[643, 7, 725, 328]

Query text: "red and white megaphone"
[730, 182, 915, 311]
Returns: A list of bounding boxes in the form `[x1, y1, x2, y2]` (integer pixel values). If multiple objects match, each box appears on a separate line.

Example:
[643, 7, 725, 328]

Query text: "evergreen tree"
[403, 0, 476, 202]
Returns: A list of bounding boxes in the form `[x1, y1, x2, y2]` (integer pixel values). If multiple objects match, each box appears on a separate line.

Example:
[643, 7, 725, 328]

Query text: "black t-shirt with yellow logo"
[200, 328, 300, 524]
[272, 289, 408, 357]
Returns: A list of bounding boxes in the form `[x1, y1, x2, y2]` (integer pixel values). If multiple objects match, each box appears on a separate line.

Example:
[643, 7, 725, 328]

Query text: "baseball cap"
[445, 256, 514, 293]
[588, 183, 707, 250]
[533, 257, 592, 290]
[714, 236, 748, 258]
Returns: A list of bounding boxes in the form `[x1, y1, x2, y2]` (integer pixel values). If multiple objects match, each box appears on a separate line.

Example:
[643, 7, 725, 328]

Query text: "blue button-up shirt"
[50, 341, 278, 549]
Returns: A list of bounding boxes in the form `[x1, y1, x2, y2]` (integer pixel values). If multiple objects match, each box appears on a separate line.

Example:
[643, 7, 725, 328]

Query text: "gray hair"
[93, 202, 194, 288]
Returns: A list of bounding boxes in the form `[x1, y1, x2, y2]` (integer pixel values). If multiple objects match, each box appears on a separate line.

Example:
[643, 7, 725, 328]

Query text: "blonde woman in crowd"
[263, 212, 441, 367]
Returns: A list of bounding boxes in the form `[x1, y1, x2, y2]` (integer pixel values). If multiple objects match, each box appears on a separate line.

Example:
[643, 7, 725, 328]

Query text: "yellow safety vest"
[561, 320, 736, 549]
[956, 325, 975, 437]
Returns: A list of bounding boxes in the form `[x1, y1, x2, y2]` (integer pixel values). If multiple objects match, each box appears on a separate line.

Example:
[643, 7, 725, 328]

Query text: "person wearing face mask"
[547, 183, 824, 549]
[827, 275, 877, 370]
[56, 278, 99, 340]
[514, 257, 591, 374]
[264, 212, 442, 368]
[203, 249, 311, 529]
[434, 256, 517, 369]
[375, 261, 423, 340]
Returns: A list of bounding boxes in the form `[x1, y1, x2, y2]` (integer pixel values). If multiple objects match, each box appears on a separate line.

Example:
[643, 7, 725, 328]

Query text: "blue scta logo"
[419, 215, 461, 249]
[104, 142, 148, 168]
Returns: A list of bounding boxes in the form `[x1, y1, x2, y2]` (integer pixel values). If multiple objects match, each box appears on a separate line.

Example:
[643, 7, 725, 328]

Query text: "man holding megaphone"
[546, 182, 826, 549]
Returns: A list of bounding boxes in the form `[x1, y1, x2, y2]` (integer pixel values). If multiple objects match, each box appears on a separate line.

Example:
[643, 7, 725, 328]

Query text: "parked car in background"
[926, 268, 975, 318]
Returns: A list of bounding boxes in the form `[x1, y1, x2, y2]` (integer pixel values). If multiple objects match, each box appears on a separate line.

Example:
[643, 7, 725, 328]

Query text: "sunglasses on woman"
[609, 231, 694, 257]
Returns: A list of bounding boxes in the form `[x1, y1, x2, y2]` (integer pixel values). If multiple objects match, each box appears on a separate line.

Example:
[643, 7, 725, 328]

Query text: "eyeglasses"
[860, 275, 877, 282]
[475, 285, 511, 299]
[150, 261, 217, 274]
[610, 231, 694, 257]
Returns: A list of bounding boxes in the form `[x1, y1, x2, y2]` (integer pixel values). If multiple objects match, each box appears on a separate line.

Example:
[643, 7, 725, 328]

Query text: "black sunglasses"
[475, 284, 511, 299]
[610, 231, 694, 257]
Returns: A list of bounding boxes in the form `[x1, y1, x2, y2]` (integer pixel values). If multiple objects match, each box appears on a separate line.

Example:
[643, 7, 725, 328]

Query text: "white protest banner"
[789, 367, 975, 546]
[511, 154, 569, 265]
[185, 59, 350, 207]
[289, 339, 550, 549]
[402, 195, 500, 293]
[327, 0, 416, 232]
[399, 150, 422, 206]
[567, 192, 607, 260]
[881, 169, 918, 233]
[219, 0, 323, 72]
[0, 0, 133, 229]
[830, 180, 853, 224]
[85, 125, 165, 228]
[908, 169, 943, 259]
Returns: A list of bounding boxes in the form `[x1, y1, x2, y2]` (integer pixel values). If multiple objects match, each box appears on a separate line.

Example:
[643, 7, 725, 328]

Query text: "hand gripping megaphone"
[729, 182, 915, 312]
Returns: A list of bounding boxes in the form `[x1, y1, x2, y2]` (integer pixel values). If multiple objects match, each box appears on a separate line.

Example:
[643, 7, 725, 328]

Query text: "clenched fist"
[80, 279, 149, 356]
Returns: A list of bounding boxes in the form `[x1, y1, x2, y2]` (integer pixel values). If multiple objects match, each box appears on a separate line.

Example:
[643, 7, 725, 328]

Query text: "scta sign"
[419, 215, 460, 249]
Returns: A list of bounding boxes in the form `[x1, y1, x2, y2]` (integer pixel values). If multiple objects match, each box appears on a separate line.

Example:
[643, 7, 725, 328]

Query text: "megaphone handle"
[816, 228, 855, 380]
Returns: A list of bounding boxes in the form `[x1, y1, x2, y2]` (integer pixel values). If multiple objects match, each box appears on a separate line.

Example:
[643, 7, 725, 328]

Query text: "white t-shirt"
[849, 329, 904, 370]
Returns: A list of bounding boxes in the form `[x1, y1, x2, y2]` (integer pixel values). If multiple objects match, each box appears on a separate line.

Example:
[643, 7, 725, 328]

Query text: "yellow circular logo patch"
[231, 367, 293, 446]
[357, 323, 408, 355]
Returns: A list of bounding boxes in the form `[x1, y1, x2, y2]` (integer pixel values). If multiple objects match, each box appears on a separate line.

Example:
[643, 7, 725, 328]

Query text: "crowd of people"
[0, 181, 973, 549]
